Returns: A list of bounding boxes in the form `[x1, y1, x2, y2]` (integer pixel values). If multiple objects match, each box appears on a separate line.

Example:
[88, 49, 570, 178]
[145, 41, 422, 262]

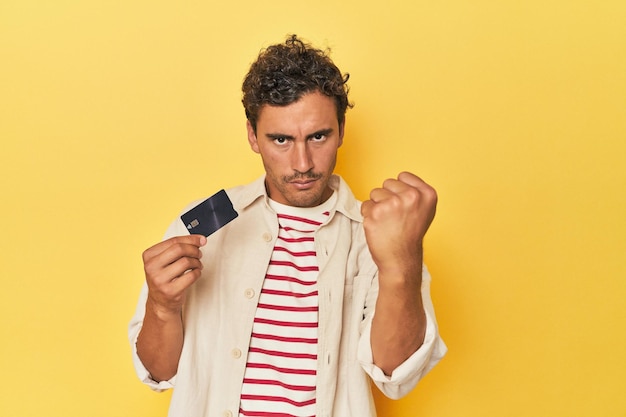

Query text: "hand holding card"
[180, 189, 238, 237]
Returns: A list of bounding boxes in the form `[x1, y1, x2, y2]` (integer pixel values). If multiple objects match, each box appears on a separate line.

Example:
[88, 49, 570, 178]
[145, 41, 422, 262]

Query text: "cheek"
[318, 149, 338, 169]
[260, 151, 286, 173]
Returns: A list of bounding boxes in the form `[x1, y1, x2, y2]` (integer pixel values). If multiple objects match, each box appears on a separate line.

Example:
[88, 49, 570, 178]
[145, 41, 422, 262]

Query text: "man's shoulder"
[224, 176, 266, 212]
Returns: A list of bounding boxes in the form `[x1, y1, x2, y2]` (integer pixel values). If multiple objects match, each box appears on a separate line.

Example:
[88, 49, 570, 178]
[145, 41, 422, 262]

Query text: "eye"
[311, 133, 326, 141]
[274, 137, 289, 145]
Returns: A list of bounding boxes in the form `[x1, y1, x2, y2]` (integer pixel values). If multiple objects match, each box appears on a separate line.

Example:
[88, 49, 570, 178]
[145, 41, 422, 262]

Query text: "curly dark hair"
[242, 35, 353, 132]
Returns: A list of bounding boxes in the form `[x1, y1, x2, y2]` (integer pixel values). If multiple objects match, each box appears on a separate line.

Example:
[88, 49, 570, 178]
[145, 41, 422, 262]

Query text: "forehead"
[256, 91, 339, 130]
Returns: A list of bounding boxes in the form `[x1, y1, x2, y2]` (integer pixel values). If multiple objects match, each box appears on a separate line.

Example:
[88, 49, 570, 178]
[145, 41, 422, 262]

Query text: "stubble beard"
[269, 171, 331, 208]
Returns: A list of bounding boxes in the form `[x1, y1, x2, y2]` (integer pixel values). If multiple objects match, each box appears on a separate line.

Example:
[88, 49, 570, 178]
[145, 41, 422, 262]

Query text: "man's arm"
[361, 172, 437, 376]
[136, 234, 206, 382]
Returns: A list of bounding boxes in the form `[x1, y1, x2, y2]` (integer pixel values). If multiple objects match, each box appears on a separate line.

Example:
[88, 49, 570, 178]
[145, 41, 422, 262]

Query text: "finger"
[162, 256, 204, 281]
[361, 199, 373, 217]
[381, 178, 411, 194]
[368, 186, 395, 203]
[143, 234, 206, 263]
[143, 238, 206, 283]
[397, 171, 430, 190]
[171, 267, 204, 290]
[395, 172, 438, 204]
[147, 253, 204, 292]
[148, 265, 203, 305]
[154, 243, 205, 274]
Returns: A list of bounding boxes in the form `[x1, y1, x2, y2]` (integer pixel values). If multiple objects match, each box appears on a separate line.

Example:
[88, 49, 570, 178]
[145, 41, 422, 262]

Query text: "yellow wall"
[1, 0, 625, 416]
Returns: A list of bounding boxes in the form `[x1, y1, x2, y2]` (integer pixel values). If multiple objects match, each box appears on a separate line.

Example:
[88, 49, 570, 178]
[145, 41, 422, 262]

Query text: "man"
[129, 35, 446, 417]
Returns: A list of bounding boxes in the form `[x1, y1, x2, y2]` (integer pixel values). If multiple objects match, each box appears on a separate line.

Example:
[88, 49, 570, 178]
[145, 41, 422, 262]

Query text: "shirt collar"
[231, 174, 363, 223]
[328, 175, 363, 222]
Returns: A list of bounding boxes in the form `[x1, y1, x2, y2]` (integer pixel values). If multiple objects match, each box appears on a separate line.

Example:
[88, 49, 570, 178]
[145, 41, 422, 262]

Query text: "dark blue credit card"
[180, 189, 238, 237]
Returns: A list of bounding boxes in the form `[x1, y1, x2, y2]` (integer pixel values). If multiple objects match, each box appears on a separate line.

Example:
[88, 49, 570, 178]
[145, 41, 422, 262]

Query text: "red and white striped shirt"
[239, 194, 336, 417]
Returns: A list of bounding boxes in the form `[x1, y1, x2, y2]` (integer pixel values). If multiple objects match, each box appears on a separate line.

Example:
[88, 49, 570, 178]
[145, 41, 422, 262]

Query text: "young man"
[129, 35, 446, 417]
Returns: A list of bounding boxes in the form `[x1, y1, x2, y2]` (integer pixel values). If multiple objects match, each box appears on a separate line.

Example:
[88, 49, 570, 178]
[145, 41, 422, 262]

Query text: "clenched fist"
[361, 172, 437, 276]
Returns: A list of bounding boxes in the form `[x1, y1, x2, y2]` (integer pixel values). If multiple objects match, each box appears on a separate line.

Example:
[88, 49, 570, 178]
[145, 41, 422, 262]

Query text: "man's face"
[247, 91, 344, 207]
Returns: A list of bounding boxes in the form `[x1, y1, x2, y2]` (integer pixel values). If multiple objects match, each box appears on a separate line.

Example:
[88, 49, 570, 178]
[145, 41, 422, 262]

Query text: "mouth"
[290, 178, 318, 190]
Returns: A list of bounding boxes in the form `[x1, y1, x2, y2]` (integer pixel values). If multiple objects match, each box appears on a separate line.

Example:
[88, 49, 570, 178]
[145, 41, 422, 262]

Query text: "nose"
[292, 141, 313, 173]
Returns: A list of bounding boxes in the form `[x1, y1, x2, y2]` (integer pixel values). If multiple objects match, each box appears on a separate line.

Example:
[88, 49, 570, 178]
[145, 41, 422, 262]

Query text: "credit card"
[180, 189, 238, 237]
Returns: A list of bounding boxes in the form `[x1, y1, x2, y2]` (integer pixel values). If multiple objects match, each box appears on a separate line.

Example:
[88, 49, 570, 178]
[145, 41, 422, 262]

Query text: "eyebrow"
[265, 128, 334, 141]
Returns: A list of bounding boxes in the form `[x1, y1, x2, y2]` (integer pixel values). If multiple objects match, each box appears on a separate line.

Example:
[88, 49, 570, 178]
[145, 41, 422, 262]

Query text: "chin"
[303, 191, 330, 207]
[286, 191, 324, 208]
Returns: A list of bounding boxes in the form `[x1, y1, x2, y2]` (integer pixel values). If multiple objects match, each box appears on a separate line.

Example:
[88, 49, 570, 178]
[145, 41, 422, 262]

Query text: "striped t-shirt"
[239, 193, 336, 417]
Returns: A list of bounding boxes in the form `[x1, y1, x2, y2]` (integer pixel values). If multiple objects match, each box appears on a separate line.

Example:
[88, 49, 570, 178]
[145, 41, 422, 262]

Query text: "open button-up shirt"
[129, 175, 447, 417]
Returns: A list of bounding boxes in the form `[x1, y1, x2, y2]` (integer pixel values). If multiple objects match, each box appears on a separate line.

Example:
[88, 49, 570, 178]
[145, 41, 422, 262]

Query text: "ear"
[246, 120, 260, 153]
[338, 119, 345, 148]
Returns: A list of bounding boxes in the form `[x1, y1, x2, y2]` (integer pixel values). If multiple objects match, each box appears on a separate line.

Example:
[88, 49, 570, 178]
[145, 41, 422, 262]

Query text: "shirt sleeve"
[357, 265, 447, 399]
[128, 282, 177, 392]
[127, 217, 192, 391]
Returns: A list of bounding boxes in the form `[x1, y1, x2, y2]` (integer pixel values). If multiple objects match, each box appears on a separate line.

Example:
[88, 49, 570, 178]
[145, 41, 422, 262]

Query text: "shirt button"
[231, 348, 242, 359]
[244, 288, 255, 299]
[223, 411, 233, 417]
[262, 232, 272, 242]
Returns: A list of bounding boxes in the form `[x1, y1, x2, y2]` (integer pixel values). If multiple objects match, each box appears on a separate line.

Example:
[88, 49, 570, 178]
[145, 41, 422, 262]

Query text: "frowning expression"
[247, 91, 344, 207]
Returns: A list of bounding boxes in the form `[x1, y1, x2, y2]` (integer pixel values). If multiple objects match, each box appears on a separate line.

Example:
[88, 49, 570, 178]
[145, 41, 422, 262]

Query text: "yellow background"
[1, 0, 625, 416]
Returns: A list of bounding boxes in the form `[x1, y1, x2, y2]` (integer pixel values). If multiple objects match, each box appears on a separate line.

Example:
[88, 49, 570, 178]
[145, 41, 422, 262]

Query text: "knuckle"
[171, 235, 186, 244]
[368, 187, 381, 200]
[143, 263, 155, 277]
[389, 194, 403, 208]
[424, 186, 438, 203]
[382, 178, 395, 189]
[180, 257, 195, 271]
[143, 258, 161, 277]
[403, 188, 421, 205]
[170, 243, 187, 258]
[188, 268, 202, 281]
